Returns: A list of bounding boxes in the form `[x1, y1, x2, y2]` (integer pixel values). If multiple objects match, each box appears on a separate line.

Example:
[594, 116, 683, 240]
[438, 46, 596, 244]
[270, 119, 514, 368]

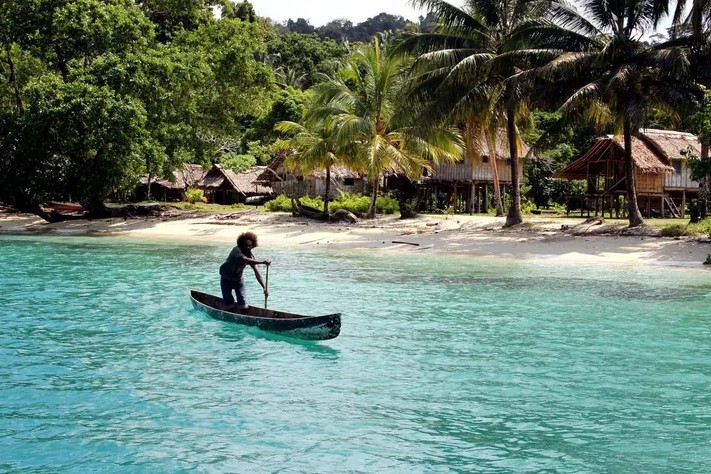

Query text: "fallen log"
[291, 198, 358, 224]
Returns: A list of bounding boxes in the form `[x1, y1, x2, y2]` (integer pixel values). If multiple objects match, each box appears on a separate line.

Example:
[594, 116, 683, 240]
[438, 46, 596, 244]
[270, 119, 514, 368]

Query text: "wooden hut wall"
[634, 170, 665, 194]
[432, 157, 521, 183]
[664, 161, 700, 190]
[273, 178, 364, 198]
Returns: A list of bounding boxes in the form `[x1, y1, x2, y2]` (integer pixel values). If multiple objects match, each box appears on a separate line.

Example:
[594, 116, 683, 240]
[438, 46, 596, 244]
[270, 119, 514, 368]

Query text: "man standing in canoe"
[220, 232, 271, 310]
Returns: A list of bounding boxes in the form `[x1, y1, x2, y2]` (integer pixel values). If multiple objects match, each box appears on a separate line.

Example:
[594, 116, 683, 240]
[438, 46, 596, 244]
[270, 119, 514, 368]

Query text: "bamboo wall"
[432, 157, 522, 183]
[273, 178, 365, 198]
[634, 170, 665, 194]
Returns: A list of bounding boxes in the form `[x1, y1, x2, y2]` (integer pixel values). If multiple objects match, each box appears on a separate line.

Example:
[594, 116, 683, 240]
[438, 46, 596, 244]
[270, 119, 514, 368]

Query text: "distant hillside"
[275, 12, 439, 42]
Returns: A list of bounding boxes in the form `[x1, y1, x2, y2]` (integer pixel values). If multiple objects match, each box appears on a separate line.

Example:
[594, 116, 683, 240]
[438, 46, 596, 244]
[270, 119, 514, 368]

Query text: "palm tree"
[652, 0, 711, 218]
[275, 115, 346, 216]
[312, 35, 463, 218]
[541, 0, 705, 227]
[403, 0, 556, 226]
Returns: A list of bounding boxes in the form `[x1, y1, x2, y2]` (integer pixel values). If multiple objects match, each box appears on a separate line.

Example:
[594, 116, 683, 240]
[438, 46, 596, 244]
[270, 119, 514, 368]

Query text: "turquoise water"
[1, 235, 710, 473]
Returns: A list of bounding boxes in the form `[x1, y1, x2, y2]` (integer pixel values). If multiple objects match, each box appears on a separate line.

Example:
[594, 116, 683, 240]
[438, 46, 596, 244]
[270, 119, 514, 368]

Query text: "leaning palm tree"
[403, 0, 556, 226]
[312, 35, 463, 218]
[541, 0, 705, 227]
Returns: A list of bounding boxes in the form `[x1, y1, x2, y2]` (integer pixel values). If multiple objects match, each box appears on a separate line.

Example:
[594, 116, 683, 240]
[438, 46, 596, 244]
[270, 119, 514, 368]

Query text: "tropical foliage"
[540, 0, 705, 226]
[1, 0, 710, 228]
[307, 35, 463, 217]
[401, 0, 563, 225]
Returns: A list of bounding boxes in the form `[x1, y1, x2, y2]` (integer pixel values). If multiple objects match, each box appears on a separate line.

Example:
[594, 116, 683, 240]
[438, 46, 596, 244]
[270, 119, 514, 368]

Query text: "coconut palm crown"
[540, 0, 705, 227]
[401, 0, 561, 225]
[310, 34, 463, 217]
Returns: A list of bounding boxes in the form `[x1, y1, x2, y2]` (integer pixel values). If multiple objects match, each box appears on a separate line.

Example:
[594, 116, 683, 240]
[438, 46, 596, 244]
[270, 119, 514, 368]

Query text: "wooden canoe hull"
[189, 290, 341, 340]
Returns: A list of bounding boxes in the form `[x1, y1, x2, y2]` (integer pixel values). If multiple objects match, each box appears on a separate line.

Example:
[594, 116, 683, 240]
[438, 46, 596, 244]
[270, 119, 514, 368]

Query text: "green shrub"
[264, 195, 324, 212]
[264, 194, 293, 212]
[330, 192, 399, 215]
[265, 192, 399, 215]
[330, 192, 370, 214]
[186, 189, 206, 205]
[376, 194, 399, 214]
[299, 195, 324, 210]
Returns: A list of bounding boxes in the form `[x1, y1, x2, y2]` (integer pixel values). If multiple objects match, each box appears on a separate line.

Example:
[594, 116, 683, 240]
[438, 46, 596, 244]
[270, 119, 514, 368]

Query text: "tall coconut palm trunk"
[485, 133, 505, 216]
[367, 176, 379, 218]
[700, 143, 709, 220]
[323, 164, 331, 215]
[505, 111, 522, 226]
[623, 121, 645, 227]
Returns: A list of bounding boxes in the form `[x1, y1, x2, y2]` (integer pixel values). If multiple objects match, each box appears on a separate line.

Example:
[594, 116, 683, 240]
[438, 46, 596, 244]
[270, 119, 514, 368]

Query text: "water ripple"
[1, 236, 710, 473]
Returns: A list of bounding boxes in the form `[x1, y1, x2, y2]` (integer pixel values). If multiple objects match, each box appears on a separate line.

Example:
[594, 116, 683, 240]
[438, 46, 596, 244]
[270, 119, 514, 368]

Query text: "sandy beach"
[2, 208, 711, 268]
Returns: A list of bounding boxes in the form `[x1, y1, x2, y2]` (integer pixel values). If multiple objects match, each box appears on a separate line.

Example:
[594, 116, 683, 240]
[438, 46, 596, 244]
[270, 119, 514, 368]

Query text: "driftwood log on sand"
[291, 198, 358, 224]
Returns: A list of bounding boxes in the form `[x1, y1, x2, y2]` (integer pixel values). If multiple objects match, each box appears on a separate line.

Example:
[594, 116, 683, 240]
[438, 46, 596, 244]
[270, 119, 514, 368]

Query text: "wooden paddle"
[264, 263, 269, 309]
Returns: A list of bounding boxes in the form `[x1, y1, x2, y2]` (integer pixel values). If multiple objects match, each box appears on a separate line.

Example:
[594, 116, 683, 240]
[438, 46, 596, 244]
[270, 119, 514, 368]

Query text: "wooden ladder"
[664, 196, 681, 218]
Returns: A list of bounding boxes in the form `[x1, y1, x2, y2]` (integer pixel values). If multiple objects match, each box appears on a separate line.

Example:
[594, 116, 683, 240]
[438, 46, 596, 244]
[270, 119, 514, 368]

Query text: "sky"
[249, 0, 446, 26]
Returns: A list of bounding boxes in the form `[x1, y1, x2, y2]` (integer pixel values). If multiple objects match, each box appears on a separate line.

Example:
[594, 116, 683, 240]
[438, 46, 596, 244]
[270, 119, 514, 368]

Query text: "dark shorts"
[220, 277, 246, 306]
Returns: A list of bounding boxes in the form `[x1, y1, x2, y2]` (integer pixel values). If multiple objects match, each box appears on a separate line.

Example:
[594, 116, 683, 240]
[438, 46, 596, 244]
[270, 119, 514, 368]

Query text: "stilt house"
[417, 131, 529, 213]
[255, 154, 365, 199]
[554, 129, 701, 218]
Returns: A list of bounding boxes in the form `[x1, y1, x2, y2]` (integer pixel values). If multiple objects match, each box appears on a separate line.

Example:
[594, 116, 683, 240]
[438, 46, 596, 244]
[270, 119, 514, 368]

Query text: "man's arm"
[252, 266, 269, 296]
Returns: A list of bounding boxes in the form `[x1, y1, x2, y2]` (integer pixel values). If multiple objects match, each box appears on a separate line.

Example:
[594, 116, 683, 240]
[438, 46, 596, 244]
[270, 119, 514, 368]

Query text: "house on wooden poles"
[255, 154, 365, 199]
[415, 131, 529, 213]
[554, 129, 701, 218]
[199, 165, 274, 204]
[135, 164, 205, 202]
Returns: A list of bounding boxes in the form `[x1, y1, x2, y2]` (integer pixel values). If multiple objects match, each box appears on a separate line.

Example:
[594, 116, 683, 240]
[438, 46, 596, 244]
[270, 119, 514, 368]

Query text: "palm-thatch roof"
[466, 128, 531, 160]
[638, 129, 701, 161]
[201, 165, 273, 195]
[255, 154, 362, 184]
[554, 132, 677, 180]
[140, 164, 205, 189]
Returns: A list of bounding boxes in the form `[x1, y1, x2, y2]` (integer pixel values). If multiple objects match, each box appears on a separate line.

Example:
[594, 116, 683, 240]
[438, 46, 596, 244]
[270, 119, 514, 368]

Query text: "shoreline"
[2, 209, 711, 269]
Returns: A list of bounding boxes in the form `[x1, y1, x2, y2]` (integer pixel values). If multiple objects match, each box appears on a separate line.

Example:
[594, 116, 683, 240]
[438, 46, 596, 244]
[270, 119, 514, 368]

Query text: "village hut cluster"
[136, 128, 702, 219]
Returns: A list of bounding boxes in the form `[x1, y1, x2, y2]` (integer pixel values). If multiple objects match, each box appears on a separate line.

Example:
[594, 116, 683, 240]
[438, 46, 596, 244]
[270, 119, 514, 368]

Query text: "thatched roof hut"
[200, 165, 273, 204]
[137, 164, 206, 202]
[554, 136, 674, 181]
[254, 155, 364, 198]
[553, 129, 701, 218]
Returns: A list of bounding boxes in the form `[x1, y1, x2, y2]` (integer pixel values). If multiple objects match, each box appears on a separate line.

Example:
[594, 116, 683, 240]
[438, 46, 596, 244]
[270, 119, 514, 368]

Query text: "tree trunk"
[623, 121, 645, 227]
[486, 134, 504, 216]
[699, 143, 709, 220]
[3, 40, 24, 113]
[323, 164, 331, 215]
[505, 110, 523, 227]
[367, 175, 379, 218]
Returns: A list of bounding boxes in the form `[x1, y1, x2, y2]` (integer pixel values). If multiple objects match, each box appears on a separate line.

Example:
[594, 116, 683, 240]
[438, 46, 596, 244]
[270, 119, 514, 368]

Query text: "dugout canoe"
[189, 290, 341, 340]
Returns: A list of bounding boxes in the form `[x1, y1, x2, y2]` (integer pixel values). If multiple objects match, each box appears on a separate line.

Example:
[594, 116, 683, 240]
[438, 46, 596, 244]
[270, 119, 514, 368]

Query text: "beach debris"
[392, 240, 420, 246]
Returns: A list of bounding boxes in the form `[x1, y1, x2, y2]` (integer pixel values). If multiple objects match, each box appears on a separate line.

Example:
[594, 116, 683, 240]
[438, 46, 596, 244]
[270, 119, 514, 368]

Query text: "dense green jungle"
[1, 0, 710, 228]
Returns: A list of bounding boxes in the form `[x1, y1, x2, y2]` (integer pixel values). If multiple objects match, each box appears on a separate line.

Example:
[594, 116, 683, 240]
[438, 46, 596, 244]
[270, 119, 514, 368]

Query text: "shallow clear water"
[1, 235, 710, 473]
